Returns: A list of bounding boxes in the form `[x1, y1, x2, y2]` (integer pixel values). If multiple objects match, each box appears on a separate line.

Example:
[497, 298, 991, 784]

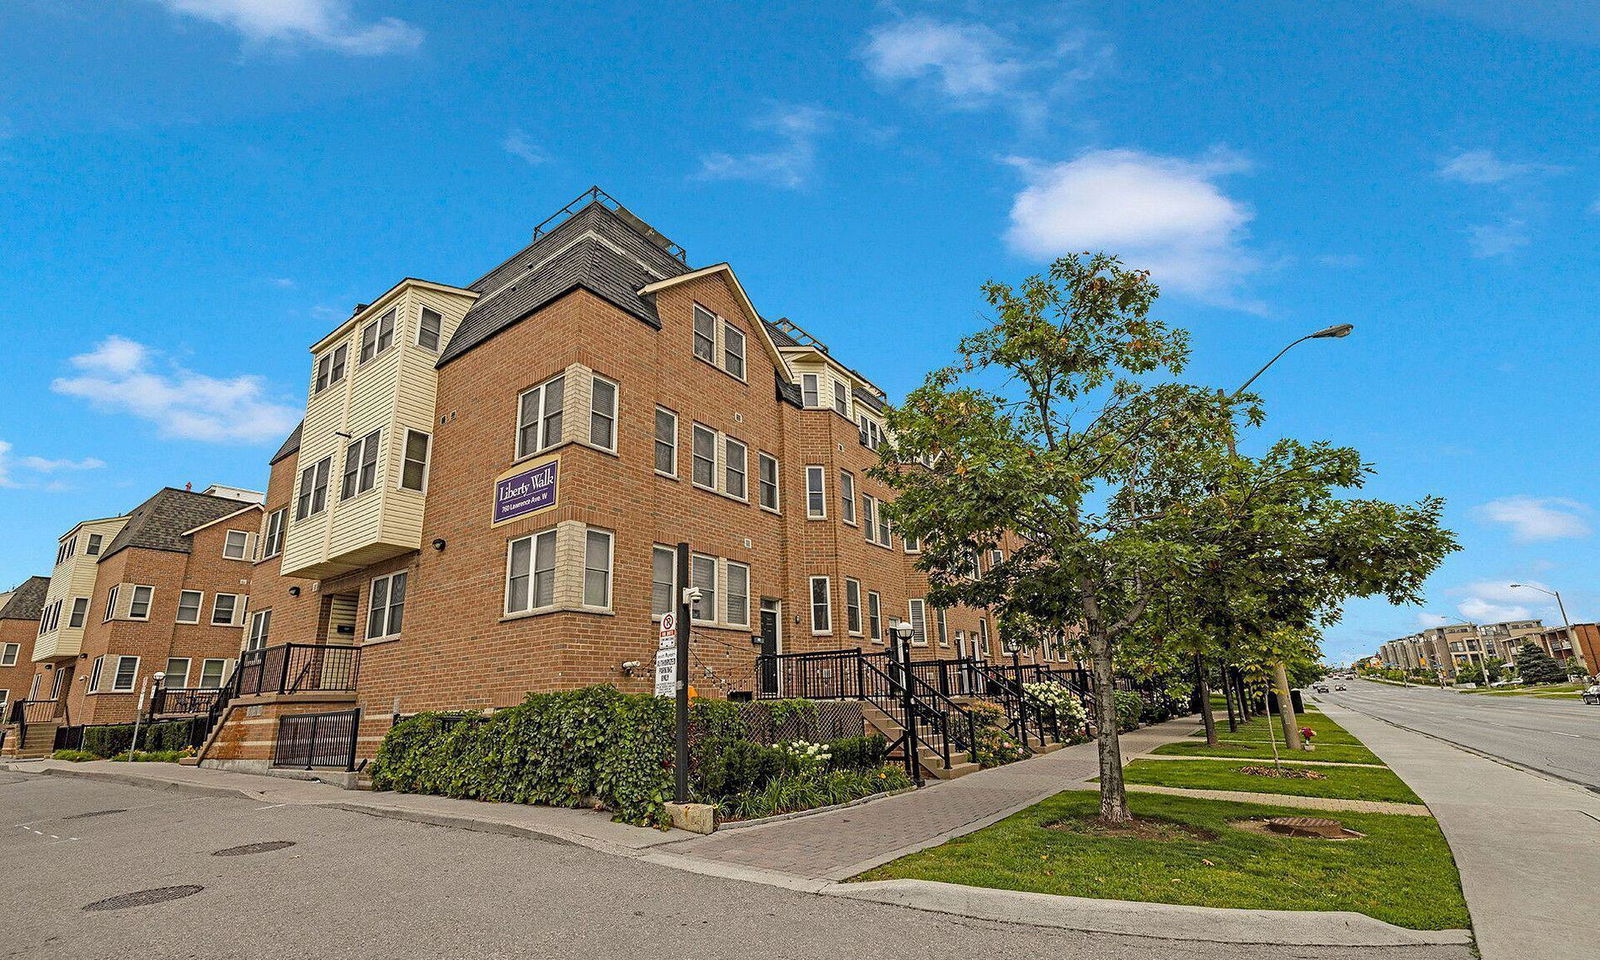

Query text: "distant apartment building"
[17, 486, 264, 731]
[1522, 623, 1598, 674]
[1376, 619, 1547, 677]
[0, 578, 49, 714]
[207, 189, 1044, 769]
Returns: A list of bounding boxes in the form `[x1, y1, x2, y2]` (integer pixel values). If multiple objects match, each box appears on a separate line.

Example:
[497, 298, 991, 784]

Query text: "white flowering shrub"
[779, 740, 833, 773]
[1025, 681, 1088, 735]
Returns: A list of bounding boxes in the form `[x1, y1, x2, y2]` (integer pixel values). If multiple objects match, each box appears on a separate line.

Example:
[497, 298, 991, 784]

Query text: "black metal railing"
[235, 644, 361, 697]
[149, 687, 225, 717]
[272, 707, 361, 771]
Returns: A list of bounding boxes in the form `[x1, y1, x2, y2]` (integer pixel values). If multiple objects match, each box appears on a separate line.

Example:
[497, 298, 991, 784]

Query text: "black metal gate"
[271, 708, 360, 771]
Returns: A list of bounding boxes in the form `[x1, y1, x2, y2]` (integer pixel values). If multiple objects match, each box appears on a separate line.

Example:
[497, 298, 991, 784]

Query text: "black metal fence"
[237, 644, 361, 697]
[53, 716, 210, 754]
[732, 700, 863, 745]
[149, 687, 225, 717]
[272, 708, 361, 771]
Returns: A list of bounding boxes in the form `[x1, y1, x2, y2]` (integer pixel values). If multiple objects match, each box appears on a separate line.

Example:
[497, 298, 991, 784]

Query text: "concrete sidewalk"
[659, 717, 1200, 880]
[1320, 699, 1600, 960]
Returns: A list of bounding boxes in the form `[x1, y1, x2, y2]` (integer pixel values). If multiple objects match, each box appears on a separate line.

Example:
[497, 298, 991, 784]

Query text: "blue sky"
[1, 1, 1596, 665]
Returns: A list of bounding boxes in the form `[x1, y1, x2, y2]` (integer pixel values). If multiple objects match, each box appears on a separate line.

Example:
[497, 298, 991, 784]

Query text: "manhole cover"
[83, 886, 203, 912]
[213, 841, 296, 857]
[64, 809, 127, 820]
[1266, 816, 1350, 838]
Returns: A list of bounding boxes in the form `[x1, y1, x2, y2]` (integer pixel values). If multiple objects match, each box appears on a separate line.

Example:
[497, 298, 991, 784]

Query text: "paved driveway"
[0, 769, 1470, 960]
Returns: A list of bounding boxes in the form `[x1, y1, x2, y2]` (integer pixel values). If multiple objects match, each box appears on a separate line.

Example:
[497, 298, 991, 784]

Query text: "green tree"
[1515, 643, 1566, 684]
[874, 253, 1235, 823]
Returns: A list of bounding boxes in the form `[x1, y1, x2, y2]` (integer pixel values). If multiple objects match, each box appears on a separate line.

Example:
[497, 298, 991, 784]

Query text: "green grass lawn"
[1461, 682, 1585, 697]
[857, 790, 1468, 930]
[1122, 758, 1422, 804]
[1189, 709, 1361, 746]
[1152, 739, 1384, 766]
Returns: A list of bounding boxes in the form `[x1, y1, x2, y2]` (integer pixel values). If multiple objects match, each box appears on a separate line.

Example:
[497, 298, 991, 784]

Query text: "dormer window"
[417, 307, 443, 351]
[833, 380, 850, 417]
[315, 344, 348, 393]
[360, 308, 396, 364]
[801, 374, 820, 408]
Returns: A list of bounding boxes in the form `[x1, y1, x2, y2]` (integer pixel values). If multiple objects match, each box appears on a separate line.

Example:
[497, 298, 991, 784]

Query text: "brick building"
[23, 487, 264, 728]
[0, 577, 49, 713]
[217, 189, 1056, 766]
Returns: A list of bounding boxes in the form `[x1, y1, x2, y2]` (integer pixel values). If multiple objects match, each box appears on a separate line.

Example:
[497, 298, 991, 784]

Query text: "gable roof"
[439, 199, 691, 368]
[98, 488, 258, 562]
[0, 576, 49, 621]
[270, 421, 303, 466]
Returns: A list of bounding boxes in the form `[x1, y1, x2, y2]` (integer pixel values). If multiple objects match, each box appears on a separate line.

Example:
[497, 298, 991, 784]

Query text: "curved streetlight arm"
[1233, 335, 1312, 398]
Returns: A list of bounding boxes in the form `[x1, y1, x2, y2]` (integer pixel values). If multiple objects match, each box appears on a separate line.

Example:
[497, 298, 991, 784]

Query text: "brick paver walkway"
[661, 717, 1200, 880]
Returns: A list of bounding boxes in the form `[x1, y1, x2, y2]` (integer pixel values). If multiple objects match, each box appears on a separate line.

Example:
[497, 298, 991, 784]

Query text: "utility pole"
[674, 542, 691, 803]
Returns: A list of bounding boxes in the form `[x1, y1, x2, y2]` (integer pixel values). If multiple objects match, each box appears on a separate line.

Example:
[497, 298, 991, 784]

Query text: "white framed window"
[692, 304, 717, 363]
[904, 531, 921, 553]
[583, 530, 613, 608]
[692, 424, 717, 489]
[690, 553, 718, 624]
[88, 656, 104, 692]
[877, 509, 891, 549]
[860, 495, 877, 542]
[907, 599, 928, 646]
[723, 322, 746, 379]
[805, 466, 826, 519]
[589, 375, 618, 451]
[506, 529, 557, 614]
[868, 592, 882, 642]
[212, 593, 240, 626]
[800, 373, 820, 408]
[52, 668, 67, 700]
[417, 306, 443, 351]
[296, 456, 331, 520]
[858, 415, 883, 450]
[360, 308, 395, 364]
[725, 561, 750, 628]
[262, 507, 286, 558]
[367, 572, 407, 639]
[978, 618, 990, 656]
[990, 548, 1004, 568]
[845, 579, 863, 636]
[0, 643, 17, 667]
[809, 576, 832, 635]
[516, 373, 566, 459]
[724, 437, 747, 501]
[758, 453, 780, 512]
[164, 658, 191, 689]
[651, 545, 678, 618]
[839, 471, 857, 525]
[654, 408, 678, 477]
[315, 343, 348, 393]
[400, 430, 431, 492]
[103, 584, 120, 622]
[833, 379, 850, 417]
[936, 607, 949, 647]
[691, 304, 747, 380]
[199, 658, 229, 689]
[86, 533, 102, 556]
[223, 530, 250, 560]
[110, 655, 139, 693]
[247, 609, 271, 651]
[176, 590, 203, 624]
[29, 673, 42, 699]
[341, 429, 381, 500]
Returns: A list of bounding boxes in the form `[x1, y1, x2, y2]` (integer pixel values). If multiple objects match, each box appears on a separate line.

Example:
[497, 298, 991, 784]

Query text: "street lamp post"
[1226, 323, 1354, 752]
[1510, 584, 1581, 675]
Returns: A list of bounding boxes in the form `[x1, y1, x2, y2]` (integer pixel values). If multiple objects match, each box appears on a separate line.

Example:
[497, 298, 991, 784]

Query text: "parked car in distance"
[1334, 684, 1347, 691]
[1582, 684, 1600, 705]
[1313, 684, 1330, 693]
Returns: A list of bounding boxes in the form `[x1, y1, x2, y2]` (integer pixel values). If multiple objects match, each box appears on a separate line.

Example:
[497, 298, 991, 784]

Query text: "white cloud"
[149, 0, 423, 56]
[503, 130, 550, 166]
[1473, 496, 1592, 542]
[0, 439, 106, 490]
[1437, 150, 1546, 185]
[1466, 219, 1530, 258]
[696, 105, 835, 189]
[860, 16, 1109, 119]
[1458, 597, 1532, 622]
[1003, 148, 1263, 309]
[52, 335, 299, 445]
[1415, 612, 1452, 628]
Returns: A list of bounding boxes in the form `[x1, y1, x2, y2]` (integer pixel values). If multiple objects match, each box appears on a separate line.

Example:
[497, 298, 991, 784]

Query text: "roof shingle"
[0, 576, 49, 620]
[98, 488, 258, 562]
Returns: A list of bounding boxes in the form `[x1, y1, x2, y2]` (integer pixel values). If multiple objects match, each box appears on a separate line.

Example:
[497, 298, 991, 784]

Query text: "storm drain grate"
[63, 809, 127, 820]
[83, 886, 203, 912]
[213, 840, 296, 857]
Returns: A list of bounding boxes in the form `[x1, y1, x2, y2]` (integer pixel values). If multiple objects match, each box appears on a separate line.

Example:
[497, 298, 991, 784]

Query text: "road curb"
[6, 762, 272, 802]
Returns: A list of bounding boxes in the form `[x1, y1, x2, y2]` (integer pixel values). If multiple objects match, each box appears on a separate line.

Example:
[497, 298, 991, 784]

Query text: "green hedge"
[78, 719, 201, 758]
[1114, 691, 1144, 733]
[369, 687, 901, 827]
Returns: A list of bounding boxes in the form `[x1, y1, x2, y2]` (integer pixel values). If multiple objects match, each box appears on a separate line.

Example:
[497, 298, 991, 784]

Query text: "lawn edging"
[827, 878, 1472, 947]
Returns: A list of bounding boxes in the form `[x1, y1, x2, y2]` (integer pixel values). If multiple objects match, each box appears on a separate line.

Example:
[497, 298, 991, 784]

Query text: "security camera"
[682, 586, 704, 606]
[620, 660, 642, 677]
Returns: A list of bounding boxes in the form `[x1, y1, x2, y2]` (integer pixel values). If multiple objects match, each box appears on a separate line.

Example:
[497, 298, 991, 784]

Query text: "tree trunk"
[1088, 632, 1129, 823]
[1222, 664, 1238, 732]
[1272, 661, 1303, 751]
[1196, 653, 1218, 746]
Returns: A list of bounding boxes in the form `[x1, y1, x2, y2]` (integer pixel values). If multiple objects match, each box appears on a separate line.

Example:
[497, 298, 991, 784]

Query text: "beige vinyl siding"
[32, 516, 128, 661]
[325, 594, 359, 644]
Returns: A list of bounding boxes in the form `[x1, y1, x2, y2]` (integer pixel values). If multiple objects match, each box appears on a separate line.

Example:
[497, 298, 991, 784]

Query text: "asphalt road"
[0, 771, 1470, 960]
[1319, 680, 1600, 789]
